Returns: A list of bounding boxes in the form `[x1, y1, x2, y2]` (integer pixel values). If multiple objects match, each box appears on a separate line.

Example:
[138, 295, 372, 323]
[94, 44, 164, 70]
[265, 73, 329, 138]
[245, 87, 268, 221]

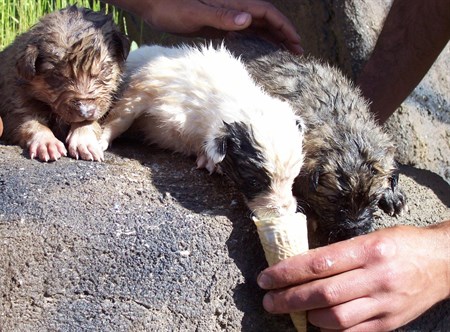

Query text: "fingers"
[237, 2, 303, 53]
[262, 266, 376, 313]
[191, 3, 252, 31]
[182, 0, 302, 54]
[257, 236, 375, 290]
[308, 297, 386, 331]
[262, 269, 400, 331]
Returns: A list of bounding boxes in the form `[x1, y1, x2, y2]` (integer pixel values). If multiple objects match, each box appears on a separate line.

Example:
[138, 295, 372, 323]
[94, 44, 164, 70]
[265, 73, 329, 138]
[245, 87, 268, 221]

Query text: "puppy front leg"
[99, 100, 146, 151]
[15, 116, 67, 162]
[66, 121, 103, 161]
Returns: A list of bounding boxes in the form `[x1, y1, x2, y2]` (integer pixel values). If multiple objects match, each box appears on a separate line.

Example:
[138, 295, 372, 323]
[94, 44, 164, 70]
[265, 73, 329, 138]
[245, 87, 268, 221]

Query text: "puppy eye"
[367, 163, 378, 176]
[249, 178, 263, 191]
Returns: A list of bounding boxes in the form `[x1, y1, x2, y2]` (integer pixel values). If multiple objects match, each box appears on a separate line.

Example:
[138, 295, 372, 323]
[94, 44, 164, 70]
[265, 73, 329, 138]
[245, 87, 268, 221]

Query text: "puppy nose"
[77, 101, 98, 119]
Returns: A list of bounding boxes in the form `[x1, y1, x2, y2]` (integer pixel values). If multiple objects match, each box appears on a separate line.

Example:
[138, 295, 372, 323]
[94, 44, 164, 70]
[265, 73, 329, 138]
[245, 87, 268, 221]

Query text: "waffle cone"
[253, 212, 309, 332]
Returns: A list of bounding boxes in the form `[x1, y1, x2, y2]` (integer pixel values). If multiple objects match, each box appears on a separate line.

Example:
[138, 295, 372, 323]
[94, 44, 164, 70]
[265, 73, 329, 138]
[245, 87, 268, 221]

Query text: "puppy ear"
[16, 44, 39, 80]
[112, 31, 131, 61]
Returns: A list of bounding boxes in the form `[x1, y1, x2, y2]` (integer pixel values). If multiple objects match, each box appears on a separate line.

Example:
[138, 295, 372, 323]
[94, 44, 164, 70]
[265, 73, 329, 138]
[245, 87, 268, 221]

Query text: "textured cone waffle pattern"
[253, 213, 309, 332]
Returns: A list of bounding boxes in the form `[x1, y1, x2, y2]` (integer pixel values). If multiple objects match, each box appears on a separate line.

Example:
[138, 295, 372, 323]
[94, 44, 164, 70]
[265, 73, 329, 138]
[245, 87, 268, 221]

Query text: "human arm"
[101, 0, 303, 54]
[356, 0, 450, 124]
[257, 221, 450, 331]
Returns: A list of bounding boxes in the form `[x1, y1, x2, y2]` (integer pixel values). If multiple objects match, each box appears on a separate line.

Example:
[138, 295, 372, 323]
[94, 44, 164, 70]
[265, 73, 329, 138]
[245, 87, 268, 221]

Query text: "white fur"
[101, 44, 304, 217]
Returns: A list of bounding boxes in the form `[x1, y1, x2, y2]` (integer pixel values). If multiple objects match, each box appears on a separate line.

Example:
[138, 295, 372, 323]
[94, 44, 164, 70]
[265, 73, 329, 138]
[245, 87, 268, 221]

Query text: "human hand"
[257, 223, 450, 331]
[105, 0, 302, 54]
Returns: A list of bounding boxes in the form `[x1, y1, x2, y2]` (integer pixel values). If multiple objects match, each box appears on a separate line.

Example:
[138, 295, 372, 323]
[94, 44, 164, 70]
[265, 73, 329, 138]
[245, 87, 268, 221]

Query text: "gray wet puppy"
[0, 5, 130, 161]
[225, 36, 407, 242]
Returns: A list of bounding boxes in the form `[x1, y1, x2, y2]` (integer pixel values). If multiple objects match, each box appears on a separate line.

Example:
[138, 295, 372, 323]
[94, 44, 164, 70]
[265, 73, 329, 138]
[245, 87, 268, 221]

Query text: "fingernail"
[257, 272, 273, 289]
[234, 12, 250, 26]
[262, 293, 274, 312]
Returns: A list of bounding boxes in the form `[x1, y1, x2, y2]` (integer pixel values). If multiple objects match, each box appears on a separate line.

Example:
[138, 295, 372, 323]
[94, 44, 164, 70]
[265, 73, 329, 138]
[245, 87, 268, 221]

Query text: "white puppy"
[100, 44, 304, 218]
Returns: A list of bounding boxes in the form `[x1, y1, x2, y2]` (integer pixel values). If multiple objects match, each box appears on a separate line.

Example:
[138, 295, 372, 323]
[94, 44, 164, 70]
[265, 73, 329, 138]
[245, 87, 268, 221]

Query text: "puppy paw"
[99, 137, 110, 152]
[196, 153, 218, 174]
[378, 187, 408, 217]
[28, 132, 67, 162]
[66, 124, 104, 161]
[98, 130, 113, 152]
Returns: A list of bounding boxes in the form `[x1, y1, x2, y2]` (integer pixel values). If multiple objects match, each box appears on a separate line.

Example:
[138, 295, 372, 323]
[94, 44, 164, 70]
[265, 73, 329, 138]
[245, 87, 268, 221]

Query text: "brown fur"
[225, 36, 407, 243]
[0, 5, 130, 161]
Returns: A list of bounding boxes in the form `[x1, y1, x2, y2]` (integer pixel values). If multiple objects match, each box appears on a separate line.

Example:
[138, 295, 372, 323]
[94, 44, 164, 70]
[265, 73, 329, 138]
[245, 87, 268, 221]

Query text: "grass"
[0, 0, 121, 50]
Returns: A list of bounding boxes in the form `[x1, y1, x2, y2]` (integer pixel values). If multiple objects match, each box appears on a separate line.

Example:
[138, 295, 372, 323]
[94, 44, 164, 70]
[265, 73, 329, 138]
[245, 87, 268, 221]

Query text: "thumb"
[203, 7, 252, 31]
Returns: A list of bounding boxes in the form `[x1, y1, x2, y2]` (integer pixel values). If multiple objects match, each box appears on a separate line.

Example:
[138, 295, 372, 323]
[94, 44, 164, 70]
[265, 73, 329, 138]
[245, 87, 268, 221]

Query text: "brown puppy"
[0, 5, 129, 161]
[225, 36, 407, 243]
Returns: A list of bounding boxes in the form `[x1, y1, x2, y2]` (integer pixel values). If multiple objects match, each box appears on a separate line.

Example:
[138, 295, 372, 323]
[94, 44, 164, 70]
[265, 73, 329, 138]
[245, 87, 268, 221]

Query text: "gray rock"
[1, 139, 449, 331]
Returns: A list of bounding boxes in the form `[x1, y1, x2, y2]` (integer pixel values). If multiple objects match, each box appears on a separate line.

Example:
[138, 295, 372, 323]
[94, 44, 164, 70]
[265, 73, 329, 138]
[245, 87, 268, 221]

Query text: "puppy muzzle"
[332, 207, 375, 239]
[76, 101, 98, 119]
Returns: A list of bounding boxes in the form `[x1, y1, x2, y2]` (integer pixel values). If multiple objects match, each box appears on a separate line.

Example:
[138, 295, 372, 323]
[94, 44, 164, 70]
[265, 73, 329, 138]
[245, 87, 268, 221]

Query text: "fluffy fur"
[100, 44, 305, 218]
[0, 5, 130, 161]
[224, 36, 407, 242]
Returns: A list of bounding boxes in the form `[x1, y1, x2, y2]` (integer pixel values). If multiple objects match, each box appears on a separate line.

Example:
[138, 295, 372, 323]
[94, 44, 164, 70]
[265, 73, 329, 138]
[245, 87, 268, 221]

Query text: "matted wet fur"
[100, 43, 305, 219]
[0, 5, 130, 161]
[224, 36, 407, 243]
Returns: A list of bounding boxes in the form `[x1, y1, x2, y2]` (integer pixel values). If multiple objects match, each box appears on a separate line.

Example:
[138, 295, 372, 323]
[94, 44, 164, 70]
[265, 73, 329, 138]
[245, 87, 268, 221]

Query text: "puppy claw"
[206, 162, 217, 175]
[196, 154, 207, 169]
[27, 132, 65, 162]
[67, 124, 103, 162]
[196, 153, 217, 174]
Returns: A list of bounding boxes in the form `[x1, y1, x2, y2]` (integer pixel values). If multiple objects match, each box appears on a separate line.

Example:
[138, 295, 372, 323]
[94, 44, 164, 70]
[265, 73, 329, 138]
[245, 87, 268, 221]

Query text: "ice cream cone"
[253, 212, 309, 332]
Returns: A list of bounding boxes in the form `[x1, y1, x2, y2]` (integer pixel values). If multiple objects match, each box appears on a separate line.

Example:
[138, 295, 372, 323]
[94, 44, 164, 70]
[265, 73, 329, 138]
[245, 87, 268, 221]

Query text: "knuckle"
[215, 7, 230, 21]
[379, 265, 400, 291]
[367, 237, 396, 262]
[318, 284, 340, 305]
[328, 306, 353, 328]
[309, 255, 332, 276]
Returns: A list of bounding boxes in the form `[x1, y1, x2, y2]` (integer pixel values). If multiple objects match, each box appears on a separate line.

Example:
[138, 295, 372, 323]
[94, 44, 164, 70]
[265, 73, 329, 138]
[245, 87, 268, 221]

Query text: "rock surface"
[1, 139, 449, 331]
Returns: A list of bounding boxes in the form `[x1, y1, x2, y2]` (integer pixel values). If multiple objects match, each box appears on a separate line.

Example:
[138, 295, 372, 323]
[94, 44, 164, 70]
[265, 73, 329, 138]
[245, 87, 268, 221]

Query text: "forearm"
[357, 0, 450, 124]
